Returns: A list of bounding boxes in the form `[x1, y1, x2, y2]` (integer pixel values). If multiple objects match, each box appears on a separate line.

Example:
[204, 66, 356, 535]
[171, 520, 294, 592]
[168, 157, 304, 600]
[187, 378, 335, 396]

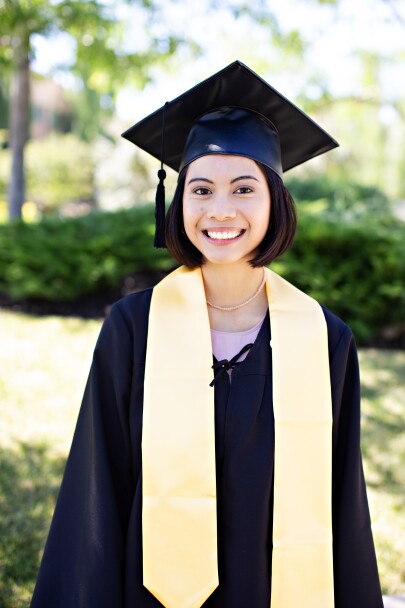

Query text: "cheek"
[182, 199, 205, 230]
[182, 202, 198, 238]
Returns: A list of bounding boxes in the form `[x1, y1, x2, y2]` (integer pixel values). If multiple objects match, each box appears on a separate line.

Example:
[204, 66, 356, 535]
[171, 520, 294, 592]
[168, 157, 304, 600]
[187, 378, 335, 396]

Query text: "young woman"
[31, 61, 383, 608]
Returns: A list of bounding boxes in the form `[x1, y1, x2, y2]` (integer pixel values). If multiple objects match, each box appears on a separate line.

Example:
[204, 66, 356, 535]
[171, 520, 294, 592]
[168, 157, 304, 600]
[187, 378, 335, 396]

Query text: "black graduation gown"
[30, 288, 383, 608]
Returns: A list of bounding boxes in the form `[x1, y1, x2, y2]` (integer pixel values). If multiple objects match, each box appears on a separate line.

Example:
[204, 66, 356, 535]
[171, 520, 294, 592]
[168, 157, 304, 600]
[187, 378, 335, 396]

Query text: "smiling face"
[182, 155, 271, 267]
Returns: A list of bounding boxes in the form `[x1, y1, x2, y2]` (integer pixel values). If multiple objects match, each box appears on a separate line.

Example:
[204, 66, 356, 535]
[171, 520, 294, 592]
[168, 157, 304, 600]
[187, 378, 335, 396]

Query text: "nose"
[207, 193, 236, 221]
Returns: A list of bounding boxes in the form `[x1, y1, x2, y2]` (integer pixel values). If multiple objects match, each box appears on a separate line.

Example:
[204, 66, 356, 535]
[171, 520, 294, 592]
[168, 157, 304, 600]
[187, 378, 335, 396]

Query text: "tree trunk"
[8, 36, 30, 220]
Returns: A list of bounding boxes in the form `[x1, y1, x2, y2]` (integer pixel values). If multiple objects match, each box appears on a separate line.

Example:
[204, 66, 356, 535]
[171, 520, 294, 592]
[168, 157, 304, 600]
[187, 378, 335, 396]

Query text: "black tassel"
[154, 101, 169, 249]
[154, 168, 166, 248]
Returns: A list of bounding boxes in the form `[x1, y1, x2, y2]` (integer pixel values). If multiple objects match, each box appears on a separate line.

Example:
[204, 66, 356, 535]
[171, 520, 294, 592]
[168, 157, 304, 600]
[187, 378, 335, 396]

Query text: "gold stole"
[142, 265, 334, 608]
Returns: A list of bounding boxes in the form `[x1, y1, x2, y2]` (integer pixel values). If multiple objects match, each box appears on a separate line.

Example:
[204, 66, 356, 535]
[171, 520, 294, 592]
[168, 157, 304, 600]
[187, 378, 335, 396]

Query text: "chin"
[202, 252, 255, 267]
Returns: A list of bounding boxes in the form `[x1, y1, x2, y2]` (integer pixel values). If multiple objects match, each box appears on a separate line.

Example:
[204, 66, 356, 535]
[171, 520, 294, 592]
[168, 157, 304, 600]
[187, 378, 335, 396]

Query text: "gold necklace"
[206, 269, 266, 312]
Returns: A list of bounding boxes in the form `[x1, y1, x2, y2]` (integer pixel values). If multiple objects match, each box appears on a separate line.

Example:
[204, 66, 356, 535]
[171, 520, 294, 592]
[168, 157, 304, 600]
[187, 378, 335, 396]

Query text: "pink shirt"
[210, 315, 266, 366]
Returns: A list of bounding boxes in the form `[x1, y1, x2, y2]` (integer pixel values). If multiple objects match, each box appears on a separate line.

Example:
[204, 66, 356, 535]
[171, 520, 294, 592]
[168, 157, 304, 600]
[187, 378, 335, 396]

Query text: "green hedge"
[0, 206, 173, 301]
[272, 213, 405, 342]
[0, 205, 404, 343]
[285, 174, 393, 216]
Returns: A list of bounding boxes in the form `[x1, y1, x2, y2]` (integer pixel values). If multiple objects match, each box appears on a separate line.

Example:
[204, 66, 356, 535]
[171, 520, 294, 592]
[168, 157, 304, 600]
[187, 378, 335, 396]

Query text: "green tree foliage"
[27, 135, 95, 211]
[299, 46, 405, 198]
[0, 134, 95, 212]
[0, 0, 181, 219]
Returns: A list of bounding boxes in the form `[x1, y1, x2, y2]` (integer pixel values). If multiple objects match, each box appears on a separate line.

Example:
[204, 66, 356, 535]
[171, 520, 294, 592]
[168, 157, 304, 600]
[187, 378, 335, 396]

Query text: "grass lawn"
[0, 309, 404, 606]
[359, 348, 405, 596]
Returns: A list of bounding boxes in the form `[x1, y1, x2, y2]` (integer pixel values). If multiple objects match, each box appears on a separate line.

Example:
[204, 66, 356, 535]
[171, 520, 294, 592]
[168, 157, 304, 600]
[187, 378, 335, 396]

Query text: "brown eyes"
[235, 187, 253, 194]
[192, 186, 253, 195]
[193, 187, 211, 195]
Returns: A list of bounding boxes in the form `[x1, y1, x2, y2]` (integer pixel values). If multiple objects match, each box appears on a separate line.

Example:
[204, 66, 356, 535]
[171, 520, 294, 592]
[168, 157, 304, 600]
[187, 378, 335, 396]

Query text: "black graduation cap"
[122, 60, 338, 247]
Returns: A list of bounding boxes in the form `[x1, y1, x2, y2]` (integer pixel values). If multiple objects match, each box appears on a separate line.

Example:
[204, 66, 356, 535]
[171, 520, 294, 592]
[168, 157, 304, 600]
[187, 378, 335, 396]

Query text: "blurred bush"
[272, 212, 405, 343]
[285, 174, 393, 217]
[0, 202, 403, 344]
[0, 205, 173, 301]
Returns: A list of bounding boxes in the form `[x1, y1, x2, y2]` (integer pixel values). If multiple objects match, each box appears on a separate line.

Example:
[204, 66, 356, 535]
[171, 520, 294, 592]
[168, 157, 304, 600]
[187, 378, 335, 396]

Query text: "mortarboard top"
[121, 60, 339, 176]
[122, 60, 339, 247]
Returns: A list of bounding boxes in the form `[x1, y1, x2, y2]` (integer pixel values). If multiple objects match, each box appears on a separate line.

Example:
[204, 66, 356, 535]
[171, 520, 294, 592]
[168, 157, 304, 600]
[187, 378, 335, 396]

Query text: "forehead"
[186, 154, 263, 178]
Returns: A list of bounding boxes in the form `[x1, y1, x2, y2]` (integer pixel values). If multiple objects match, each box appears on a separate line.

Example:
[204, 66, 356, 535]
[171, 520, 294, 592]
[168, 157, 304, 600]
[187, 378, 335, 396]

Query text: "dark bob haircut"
[165, 161, 297, 268]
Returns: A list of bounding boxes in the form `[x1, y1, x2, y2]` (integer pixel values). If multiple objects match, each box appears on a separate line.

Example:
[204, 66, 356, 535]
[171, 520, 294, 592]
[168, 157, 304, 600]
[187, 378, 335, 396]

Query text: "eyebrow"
[230, 175, 259, 184]
[187, 175, 259, 186]
[187, 177, 214, 185]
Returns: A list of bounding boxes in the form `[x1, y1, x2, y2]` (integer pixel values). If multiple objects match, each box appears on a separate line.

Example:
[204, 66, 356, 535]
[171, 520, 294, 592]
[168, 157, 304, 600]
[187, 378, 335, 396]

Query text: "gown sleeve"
[329, 324, 383, 608]
[30, 302, 136, 608]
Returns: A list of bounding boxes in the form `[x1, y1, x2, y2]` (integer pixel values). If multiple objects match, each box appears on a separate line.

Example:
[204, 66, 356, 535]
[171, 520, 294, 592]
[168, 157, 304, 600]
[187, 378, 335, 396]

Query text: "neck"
[201, 262, 268, 331]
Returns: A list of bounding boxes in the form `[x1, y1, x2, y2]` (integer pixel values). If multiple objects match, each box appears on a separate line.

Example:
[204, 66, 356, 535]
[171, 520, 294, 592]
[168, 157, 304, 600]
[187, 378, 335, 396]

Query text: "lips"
[204, 229, 245, 240]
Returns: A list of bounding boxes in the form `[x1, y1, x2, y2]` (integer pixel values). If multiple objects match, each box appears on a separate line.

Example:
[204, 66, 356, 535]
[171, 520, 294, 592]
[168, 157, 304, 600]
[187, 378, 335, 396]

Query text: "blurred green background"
[0, 0, 404, 606]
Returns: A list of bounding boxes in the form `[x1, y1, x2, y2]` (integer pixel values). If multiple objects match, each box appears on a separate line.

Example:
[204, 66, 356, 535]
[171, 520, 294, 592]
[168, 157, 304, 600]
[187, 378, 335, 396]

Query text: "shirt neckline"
[210, 311, 268, 337]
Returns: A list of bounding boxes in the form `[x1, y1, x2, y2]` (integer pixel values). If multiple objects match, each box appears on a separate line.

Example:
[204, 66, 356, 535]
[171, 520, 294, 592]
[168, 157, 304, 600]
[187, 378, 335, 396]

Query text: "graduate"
[31, 61, 383, 608]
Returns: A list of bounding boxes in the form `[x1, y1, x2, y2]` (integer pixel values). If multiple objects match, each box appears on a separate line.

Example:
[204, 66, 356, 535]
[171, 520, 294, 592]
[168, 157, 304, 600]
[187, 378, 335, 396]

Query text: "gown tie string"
[210, 343, 254, 387]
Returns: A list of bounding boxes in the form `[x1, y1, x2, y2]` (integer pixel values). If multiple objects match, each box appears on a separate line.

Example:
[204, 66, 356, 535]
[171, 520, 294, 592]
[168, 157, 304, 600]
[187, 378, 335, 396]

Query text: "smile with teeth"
[205, 229, 245, 240]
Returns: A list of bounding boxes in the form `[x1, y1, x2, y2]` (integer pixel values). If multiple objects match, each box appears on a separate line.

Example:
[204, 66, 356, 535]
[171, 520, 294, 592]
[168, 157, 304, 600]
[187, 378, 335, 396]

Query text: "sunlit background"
[2, 0, 405, 216]
[0, 1, 404, 606]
